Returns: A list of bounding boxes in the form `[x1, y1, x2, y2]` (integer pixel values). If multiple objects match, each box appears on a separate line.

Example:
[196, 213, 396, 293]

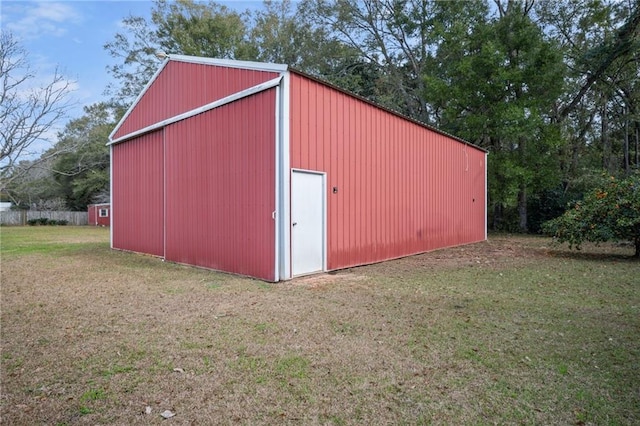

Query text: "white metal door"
[291, 170, 325, 276]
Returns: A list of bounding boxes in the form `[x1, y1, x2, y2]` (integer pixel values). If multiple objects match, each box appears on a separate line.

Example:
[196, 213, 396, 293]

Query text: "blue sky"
[2, 1, 153, 118]
[0, 1, 262, 122]
[0, 0, 264, 160]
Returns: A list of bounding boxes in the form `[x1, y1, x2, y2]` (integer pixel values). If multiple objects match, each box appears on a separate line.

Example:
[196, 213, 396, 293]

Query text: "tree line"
[2, 0, 638, 236]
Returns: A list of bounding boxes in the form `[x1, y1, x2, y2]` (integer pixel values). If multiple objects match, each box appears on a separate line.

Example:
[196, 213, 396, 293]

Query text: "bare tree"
[0, 30, 75, 189]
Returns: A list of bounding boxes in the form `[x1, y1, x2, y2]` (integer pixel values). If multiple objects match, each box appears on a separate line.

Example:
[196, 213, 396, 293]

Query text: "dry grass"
[1, 227, 638, 425]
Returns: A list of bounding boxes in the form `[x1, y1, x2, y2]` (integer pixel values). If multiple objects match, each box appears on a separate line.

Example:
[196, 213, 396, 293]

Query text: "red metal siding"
[112, 131, 164, 256]
[290, 73, 486, 271]
[113, 62, 278, 140]
[88, 204, 110, 226]
[97, 211, 111, 226]
[164, 89, 276, 281]
[88, 205, 97, 225]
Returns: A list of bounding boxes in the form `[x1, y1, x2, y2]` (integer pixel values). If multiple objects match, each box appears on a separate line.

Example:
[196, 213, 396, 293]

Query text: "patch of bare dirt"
[345, 235, 549, 278]
[287, 271, 368, 289]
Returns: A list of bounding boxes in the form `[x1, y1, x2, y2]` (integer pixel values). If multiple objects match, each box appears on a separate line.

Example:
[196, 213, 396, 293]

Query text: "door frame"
[290, 168, 327, 277]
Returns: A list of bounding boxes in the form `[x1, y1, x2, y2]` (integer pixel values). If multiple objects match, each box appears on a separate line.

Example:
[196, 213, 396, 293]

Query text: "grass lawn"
[1, 226, 638, 425]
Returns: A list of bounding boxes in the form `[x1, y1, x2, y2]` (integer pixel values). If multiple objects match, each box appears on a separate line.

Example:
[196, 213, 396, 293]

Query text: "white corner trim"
[108, 76, 283, 145]
[485, 152, 488, 241]
[280, 72, 291, 280]
[274, 84, 281, 282]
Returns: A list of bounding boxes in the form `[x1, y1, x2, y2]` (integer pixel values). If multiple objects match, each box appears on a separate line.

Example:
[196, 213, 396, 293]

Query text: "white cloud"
[5, 2, 83, 40]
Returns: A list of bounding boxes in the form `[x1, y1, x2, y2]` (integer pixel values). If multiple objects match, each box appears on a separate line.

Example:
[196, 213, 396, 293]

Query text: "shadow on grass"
[545, 248, 638, 262]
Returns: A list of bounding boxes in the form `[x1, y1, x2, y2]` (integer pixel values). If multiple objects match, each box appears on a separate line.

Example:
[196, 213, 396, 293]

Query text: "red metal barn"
[109, 55, 487, 282]
[88, 203, 110, 226]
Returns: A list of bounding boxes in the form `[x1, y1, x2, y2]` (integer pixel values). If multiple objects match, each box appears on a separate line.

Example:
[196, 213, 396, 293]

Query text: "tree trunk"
[518, 185, 527, 233]
[635, 122, 639, 168]
[517, 131, 527, 233]
[624, 108, 630, 174]
[602, 96, 611, 172]
[635, 236, 639, 259]
[493, 203, 503, 230]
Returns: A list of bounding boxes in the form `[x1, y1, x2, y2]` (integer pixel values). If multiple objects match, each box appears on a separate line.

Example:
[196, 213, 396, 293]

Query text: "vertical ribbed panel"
[87, 205, 96, 226]
[112, 130, 164, 256]
[163, 89, 276, 281]
[113, 62, 279, 140]
[88, 204, 110, 226]
[290, 73, 486, 271]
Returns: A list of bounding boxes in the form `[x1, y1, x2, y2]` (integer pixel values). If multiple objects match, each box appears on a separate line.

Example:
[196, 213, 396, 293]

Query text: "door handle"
[292, 222, 297, 226]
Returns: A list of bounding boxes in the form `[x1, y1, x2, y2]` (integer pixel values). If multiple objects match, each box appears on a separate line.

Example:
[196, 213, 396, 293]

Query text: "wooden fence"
[0, 211, 88, 226]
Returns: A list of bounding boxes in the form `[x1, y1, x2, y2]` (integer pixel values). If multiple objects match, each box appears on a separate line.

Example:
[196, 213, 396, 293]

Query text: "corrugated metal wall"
[290, 73, 486, 271]
[88, 205, 97, 226]
[87, 204, 110, 226]
[112, 130, 164, 256]
[113, 62, 278, 140]
[163, 89, 277, 281]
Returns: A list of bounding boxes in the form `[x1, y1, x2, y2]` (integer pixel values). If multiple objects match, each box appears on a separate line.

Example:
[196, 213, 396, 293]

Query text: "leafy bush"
[27, 218, 51, 225]
[25, 218, 67, 226]
[543, 172, 640, 257]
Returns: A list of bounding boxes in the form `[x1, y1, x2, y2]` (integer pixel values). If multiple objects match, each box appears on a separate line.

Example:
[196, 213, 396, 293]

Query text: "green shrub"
[44, 219, 68, 226]
[27, 218, 51, 225]
[543, 171, 640, 258]
[26, 218, 68, 226]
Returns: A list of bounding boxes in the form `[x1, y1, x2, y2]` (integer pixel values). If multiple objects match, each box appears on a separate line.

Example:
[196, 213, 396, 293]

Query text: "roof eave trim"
[108, 75, 283, 146]
[167, 54, 288, 73]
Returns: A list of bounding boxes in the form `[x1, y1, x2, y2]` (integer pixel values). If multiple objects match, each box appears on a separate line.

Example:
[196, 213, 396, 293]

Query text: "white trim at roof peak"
[107, 55, 289, 143]
[108, 57, 171, 141]
[168, 54, 288, 73]
[108, 76, 283, 146]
